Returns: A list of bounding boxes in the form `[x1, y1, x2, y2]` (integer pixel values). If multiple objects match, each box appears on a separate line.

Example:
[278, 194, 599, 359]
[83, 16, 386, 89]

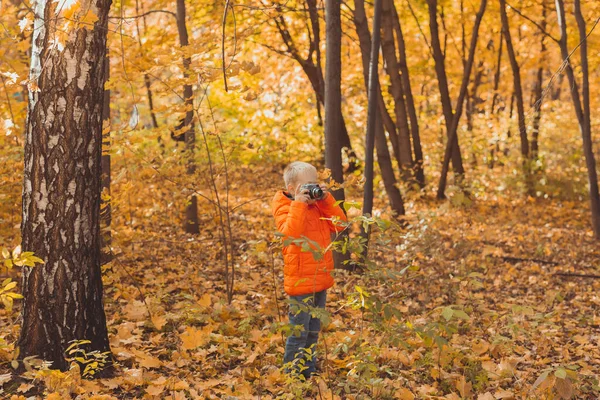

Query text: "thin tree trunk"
[530, 5, 547, 159]
[19, 0, 113, 372]
[551, 72, 564, 100]
[490, 30, 503, 114]
[504, 91, 515, 157]
[391, 5, 425, 187]
[555, 0, 600, 237]
[489, 33, 503, 169]
[176, 0, 199, 234]
[427, 0, 465, 177]
[436, 0, 487, 199]
[381, 0, 413, 181]
[467, 60, 484, 166]
[275, 5, 358, 172]
[100, 54, 111, 265]
[325, 0, 349, 268]
[353, 0, 405, 217]
[134, 0, 159, 129]
[500, 0, 530, 164]
[361, 0, 383, 256]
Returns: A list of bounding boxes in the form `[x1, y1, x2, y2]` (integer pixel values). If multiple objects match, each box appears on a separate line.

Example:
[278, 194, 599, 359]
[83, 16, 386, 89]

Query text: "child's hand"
[294, 184, 311, 203]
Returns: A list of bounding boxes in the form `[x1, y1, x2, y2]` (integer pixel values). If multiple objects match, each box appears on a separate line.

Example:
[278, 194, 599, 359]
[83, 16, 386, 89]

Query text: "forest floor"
[1, 166, 600, 399]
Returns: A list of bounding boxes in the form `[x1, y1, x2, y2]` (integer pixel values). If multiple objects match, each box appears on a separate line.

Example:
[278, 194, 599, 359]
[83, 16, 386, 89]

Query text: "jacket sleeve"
[316, 192, 348, 233]
[273, 200, 308, 238]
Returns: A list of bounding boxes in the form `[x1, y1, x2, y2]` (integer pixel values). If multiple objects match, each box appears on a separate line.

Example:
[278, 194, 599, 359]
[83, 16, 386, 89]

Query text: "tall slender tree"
[499, 0, 530, 166]
[381, 0, 413, 181]
[361, 0, 383, 240]
[427, 0, 465, 178]
[176, 0, 200, 234]
[530, 3, 548, 159]
[555, 0, 600, 237]
[269, 4, 358, 172]
[325, 0, 350, 269]
[391, 5, 425, 187]
[19, 0, 113, 371]
[353, 0, 405, 217]
[435, 0, 488, 198]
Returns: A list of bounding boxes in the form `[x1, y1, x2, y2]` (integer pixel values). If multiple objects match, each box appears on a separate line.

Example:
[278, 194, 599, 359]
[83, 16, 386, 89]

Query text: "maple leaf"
[179, 326, 210, 350]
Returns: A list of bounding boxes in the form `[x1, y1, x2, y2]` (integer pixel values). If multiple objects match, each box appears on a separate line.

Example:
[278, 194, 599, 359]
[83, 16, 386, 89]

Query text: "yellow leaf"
[46, 393, 62, 400]
[62, 2, 81, 21]
[123, 300, 148, 321]
[79, 10, 99, 27]
[173, 380, 189, 390]
[132, 349, 162, 369]
[179, 326, 210, 350]
[151, 314, 167, 330]
[394, 387, 415, 400]
[146, 383, 165, 396]
[197, 294, 211, 308]
[472, 339, 490, 355]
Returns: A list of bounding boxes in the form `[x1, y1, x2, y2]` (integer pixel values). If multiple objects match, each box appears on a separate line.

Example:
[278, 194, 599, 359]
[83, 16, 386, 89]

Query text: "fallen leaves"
[179, 325, 212, 350]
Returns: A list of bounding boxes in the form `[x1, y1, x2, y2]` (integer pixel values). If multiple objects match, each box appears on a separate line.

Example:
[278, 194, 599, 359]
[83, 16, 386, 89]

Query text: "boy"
[272, 161, 347, 379]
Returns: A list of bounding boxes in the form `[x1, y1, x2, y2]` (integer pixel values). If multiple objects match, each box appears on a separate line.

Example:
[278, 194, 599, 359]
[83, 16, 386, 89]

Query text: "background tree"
[554, 0, 600, 237]
[176, 0, 200, 234]
[18, 0, 113, 371]
[353, 0, 405, 217]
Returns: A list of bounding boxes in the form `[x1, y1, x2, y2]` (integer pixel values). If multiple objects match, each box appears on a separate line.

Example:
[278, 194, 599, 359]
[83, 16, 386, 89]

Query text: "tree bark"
[427, 0, 465, 176]
[100, 53, 111, 265]
[436, 0, 487, 198]
[500, 0, 530, 163]
[353, 0, 405, 217]
[19, 0, 113, 372]
[555, 0, 600, 237]
[176, 0, 199, 234]
[391, 5, 425, 187]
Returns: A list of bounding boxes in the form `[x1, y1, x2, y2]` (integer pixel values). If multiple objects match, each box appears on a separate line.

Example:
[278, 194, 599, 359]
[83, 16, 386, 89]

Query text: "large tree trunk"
[499, 0, 530, 163]
[353, 0, 405, 217]
[19, 0, 113, 372]
[100, 54, 111, 265]
[427, 0, 464, 176]
[436, 0, 487, 198]
[555, 0, 600, 237]
[176, 0, 199, 234]
[391, 5, 425, 187]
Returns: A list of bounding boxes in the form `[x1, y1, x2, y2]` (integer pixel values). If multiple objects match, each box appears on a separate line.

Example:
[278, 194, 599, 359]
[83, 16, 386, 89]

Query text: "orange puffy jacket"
[272, 190, 347, 295]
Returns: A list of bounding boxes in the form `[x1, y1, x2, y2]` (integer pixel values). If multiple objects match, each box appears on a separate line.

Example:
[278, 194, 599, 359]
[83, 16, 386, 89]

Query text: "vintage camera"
[300, 183, 325, 200]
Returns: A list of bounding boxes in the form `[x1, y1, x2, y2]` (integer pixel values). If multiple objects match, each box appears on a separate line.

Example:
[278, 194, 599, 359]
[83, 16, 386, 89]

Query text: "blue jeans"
[283, 290, 327, 378]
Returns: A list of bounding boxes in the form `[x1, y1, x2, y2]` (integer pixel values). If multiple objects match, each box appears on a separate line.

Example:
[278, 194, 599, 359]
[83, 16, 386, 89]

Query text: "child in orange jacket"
[272, 161, 347, 378]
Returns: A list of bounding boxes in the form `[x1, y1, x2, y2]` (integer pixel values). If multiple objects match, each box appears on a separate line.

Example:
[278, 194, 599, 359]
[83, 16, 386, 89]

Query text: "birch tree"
[19, 0, 113, 372]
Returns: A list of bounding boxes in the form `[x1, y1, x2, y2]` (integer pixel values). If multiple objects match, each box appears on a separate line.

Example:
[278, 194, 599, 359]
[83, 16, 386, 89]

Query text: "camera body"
[300, 184, 325, 200]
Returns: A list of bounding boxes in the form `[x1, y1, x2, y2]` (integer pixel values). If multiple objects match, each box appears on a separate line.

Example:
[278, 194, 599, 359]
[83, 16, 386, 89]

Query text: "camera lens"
[312, 187, 323, 199]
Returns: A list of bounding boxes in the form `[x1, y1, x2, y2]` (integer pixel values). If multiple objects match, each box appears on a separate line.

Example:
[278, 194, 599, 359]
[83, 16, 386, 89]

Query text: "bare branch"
[505, 2, 559, 43]
[109, 9, 177, 20]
